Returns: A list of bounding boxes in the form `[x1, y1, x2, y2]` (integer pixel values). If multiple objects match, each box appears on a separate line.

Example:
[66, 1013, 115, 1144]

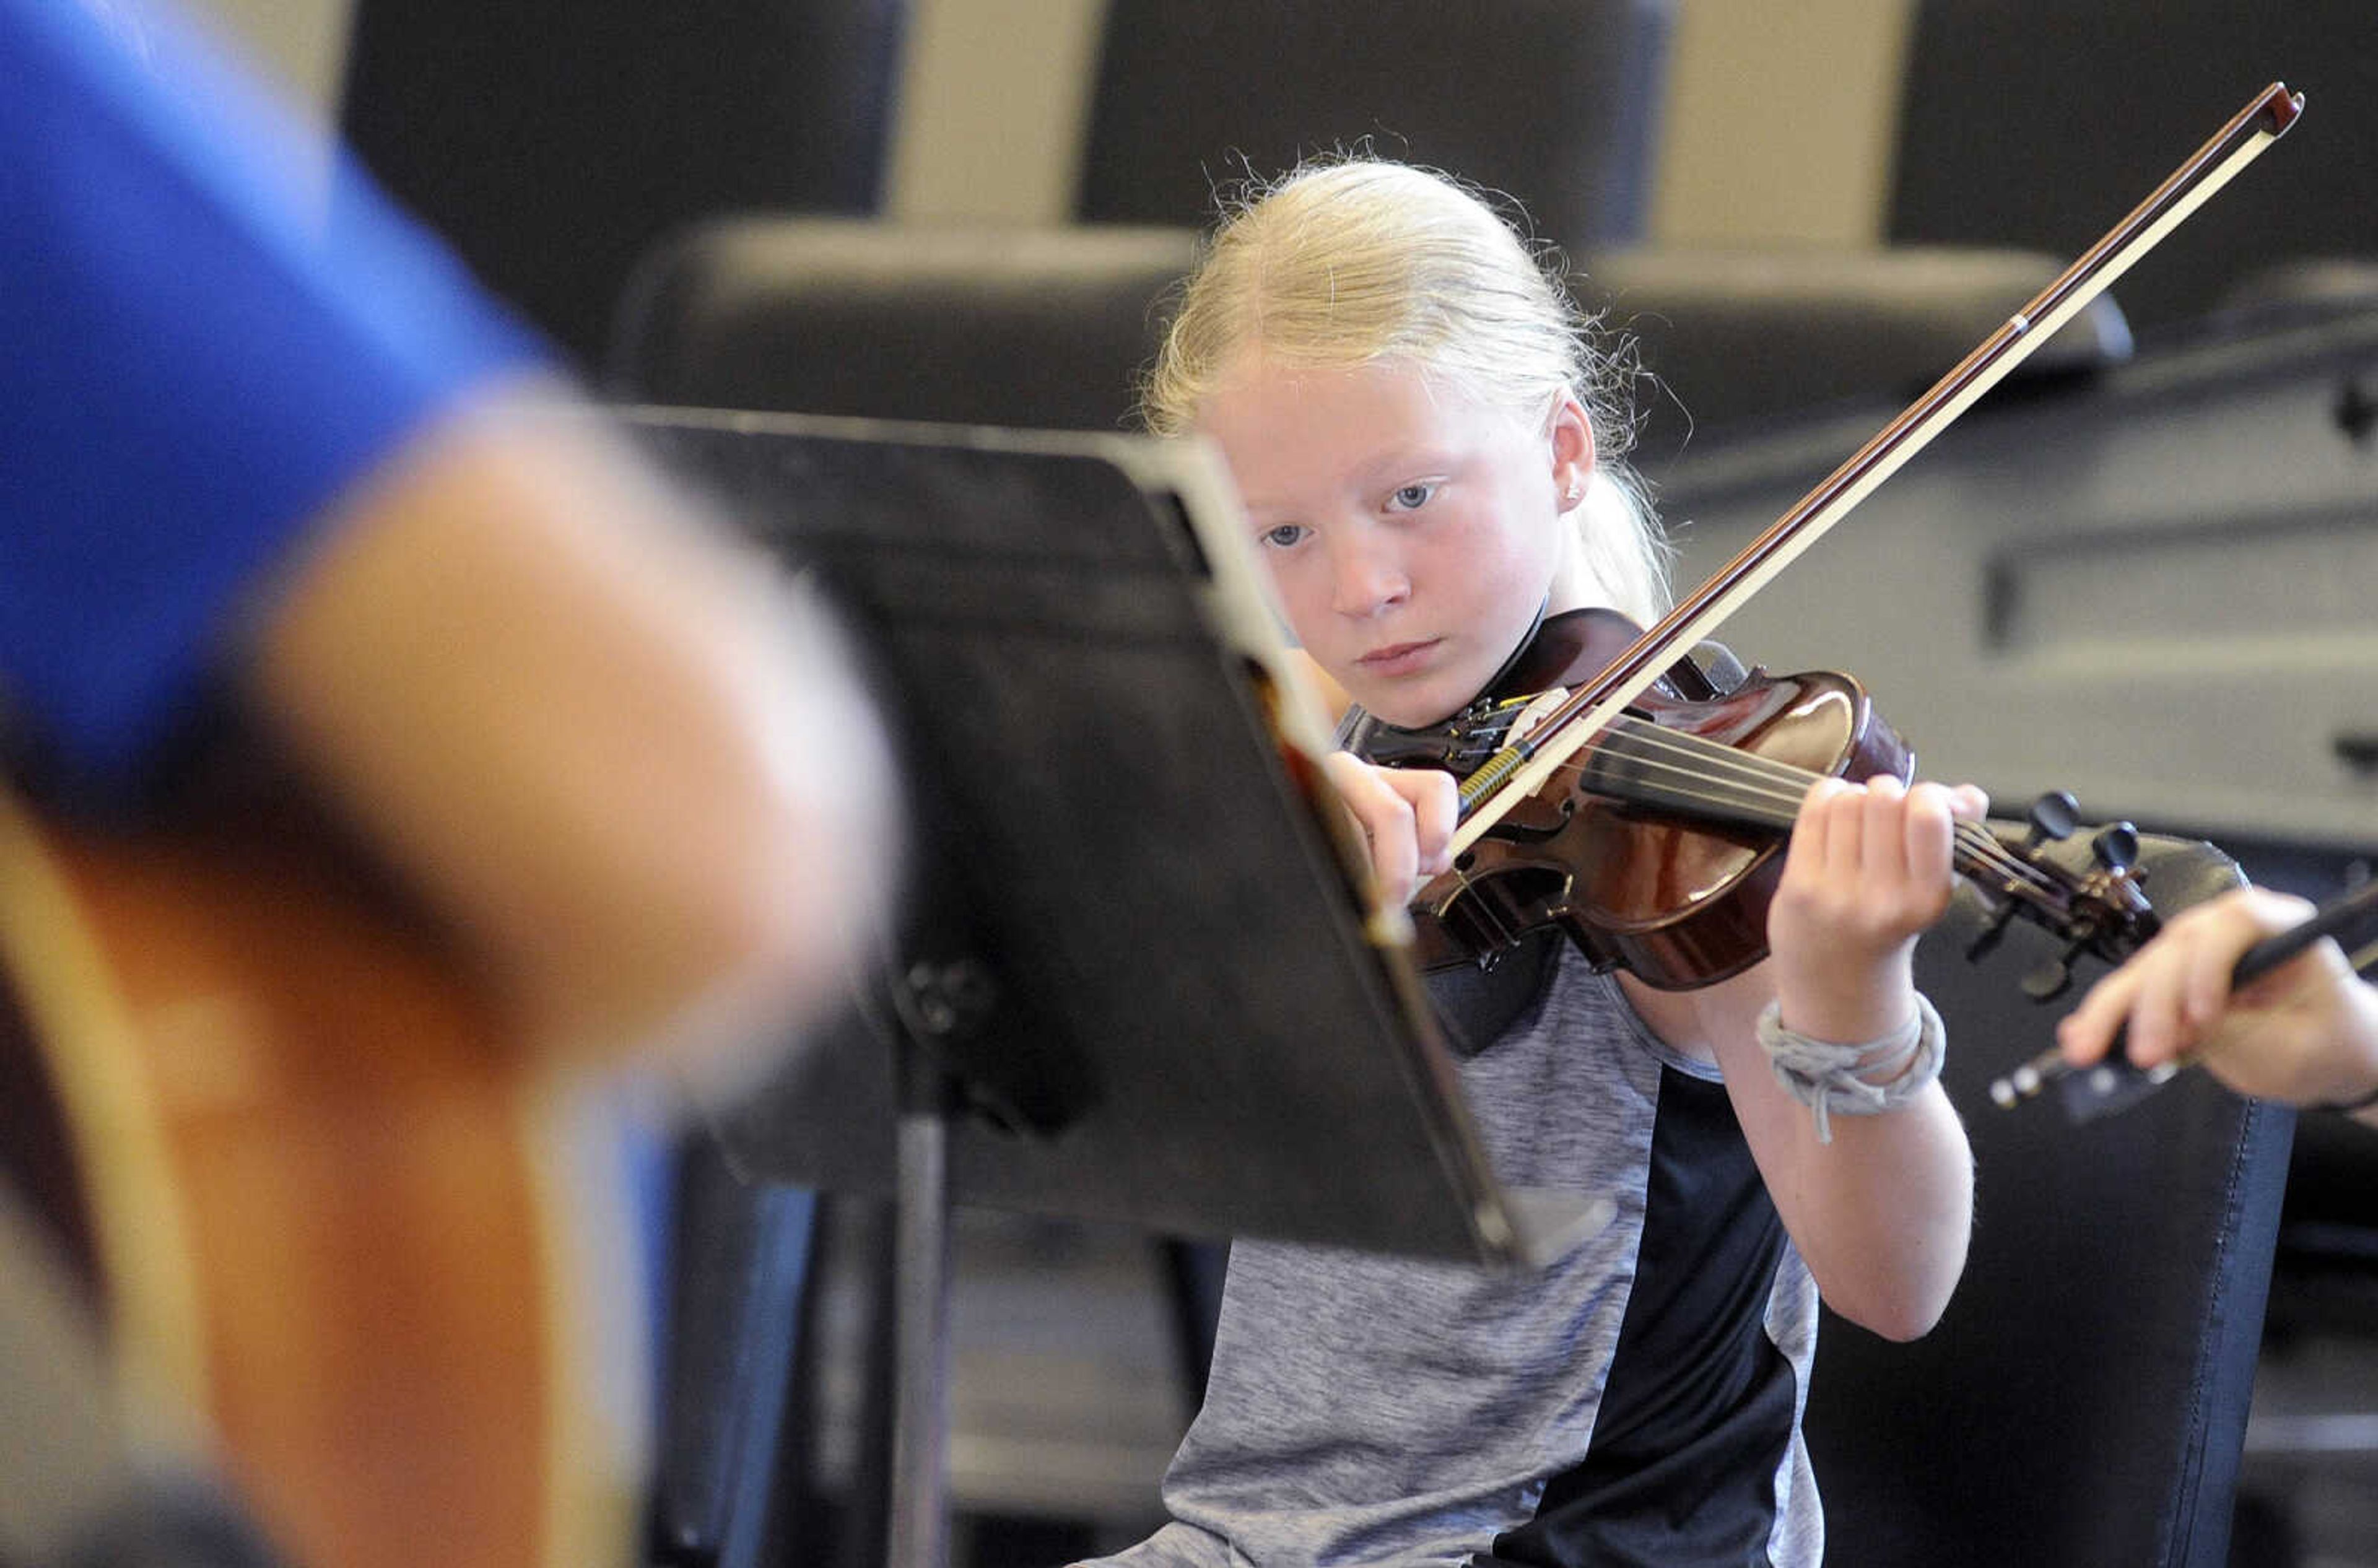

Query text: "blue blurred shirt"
[0, 0, 544, 788]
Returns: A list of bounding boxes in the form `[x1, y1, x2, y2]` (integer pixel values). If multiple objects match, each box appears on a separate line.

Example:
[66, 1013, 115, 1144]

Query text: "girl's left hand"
[1766, 775, 1989, 1043]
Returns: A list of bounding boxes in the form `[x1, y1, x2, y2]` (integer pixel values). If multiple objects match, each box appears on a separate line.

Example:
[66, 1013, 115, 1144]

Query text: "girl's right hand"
[1317, 751, 1456, 906]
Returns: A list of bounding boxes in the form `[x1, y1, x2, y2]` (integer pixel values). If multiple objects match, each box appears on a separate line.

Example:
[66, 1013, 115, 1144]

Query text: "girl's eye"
[1260, 523, 1308, 549]
[1389, 482, 1436, 511]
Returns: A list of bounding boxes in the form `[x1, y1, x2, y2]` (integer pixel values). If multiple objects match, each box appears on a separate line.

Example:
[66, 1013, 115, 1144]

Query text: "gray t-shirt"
[1082, 946, 1822, 1568]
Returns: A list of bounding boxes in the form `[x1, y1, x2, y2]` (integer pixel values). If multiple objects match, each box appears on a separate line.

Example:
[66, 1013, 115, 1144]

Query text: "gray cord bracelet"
[1757, 994, 1947, 1144]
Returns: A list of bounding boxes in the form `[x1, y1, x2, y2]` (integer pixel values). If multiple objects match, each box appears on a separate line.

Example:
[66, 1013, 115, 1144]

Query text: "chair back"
[1805, 832, 2293, 1567]
[612, 219, 1197, 430]
[1582, 244, 2132, 455]
[1077, 0, 1674, 251]
[1888, 2, 2378, 333]
[341, 0, 908, 361]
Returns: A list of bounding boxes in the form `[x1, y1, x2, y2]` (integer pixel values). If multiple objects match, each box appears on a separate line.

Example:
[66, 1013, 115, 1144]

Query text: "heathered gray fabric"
[1081, 950, 1821, 1568]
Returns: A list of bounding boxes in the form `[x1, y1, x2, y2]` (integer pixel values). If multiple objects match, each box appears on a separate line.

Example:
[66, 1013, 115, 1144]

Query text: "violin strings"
[1442, 704, 2062, 900]
[1580, 721, 2063, 896]
[1517, 715, 1813, 816]
[1499, 716, 2066, 900]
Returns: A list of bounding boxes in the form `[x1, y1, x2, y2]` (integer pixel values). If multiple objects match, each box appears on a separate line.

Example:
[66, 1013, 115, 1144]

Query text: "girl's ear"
[1548, 392, 1595, 512]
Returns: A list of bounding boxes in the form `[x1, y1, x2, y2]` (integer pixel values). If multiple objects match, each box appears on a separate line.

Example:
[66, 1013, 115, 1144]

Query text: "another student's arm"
[2057, 886, 2378, 1127]
[251, 384, 899, 1081]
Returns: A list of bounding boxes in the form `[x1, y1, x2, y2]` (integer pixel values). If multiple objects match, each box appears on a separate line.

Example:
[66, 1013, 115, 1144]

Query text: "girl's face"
[1198, 353, 1593, 728]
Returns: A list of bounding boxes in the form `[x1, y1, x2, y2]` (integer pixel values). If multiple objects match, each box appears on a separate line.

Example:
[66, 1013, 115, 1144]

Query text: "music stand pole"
[884, 1033, 957, 1568]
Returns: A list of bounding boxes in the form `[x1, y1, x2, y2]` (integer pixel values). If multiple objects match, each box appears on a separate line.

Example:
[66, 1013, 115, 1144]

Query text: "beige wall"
[1651, 0, 1913, 246]
[887, 0, 1108, 222]
[186, 0, 354, 121]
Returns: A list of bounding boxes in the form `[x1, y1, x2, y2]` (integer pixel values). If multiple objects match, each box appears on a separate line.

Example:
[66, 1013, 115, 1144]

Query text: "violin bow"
[1452, 82, 2306, 855]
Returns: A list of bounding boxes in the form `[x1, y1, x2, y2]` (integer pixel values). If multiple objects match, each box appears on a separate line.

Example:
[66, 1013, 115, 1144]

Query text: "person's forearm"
[1693, 965, 1974, 1342]
[251, 386, 899, 1078]
[1769, 1082, 1973, 1340]
[1766, 961, 1974, 1337]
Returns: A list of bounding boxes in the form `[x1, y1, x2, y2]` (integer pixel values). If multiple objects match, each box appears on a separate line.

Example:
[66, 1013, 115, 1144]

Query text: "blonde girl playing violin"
[1079, 161, 1983, 1568]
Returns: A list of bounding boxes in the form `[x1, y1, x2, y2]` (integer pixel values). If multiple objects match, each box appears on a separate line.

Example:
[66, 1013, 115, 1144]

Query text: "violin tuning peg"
[2021, 954, 2074, 1003]
[2025, 791, 2080, 848]
[2091, 821, 2141, 875]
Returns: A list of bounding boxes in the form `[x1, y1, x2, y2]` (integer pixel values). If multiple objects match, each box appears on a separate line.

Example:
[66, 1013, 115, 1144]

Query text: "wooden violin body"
[1380, 609, 1907, 983]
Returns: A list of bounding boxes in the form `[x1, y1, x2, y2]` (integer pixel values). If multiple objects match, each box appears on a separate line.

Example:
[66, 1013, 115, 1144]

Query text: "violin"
[1356, 606, 2161, 986]
[1345, 82, 2306, 1000]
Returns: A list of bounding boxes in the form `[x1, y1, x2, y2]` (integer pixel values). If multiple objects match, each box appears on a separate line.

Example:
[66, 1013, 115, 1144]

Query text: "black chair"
[1580, 243, 2134, 459]
[341, 0, 909, 364]
[1887, 1, 2378, 336]
[1076, 0, 1675, 252]
[1803, 833, 2294, 1567]
[611, 218, 1198, 430]
[1079, 0, 2146, 451]
[1077, 1, 2137, 445]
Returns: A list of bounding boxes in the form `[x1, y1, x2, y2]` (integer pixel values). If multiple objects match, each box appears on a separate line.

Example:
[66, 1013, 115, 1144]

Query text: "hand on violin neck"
[1319, 749, 1457, 907]
[1766, 774, 1990, 1046]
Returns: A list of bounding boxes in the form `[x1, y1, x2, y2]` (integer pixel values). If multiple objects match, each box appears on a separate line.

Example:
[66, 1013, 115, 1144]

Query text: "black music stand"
[619, 407, 1611, 1568]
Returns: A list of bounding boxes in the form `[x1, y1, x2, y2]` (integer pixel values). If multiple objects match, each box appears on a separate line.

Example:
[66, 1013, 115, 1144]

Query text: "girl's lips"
[1358, 638, 1439, 676]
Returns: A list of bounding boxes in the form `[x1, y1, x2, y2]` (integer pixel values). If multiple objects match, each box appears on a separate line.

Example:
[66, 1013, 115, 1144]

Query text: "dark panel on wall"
[339, 0, 905, 364]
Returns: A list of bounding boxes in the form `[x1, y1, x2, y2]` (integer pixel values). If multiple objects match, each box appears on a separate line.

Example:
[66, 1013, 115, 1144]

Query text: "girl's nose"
[1329, 532, 1409, 618]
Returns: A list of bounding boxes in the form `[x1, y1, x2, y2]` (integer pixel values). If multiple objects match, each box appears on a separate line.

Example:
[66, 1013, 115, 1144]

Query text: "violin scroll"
[1818, 786, 2162, 995]
[1961, 790, 2159, 1001]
